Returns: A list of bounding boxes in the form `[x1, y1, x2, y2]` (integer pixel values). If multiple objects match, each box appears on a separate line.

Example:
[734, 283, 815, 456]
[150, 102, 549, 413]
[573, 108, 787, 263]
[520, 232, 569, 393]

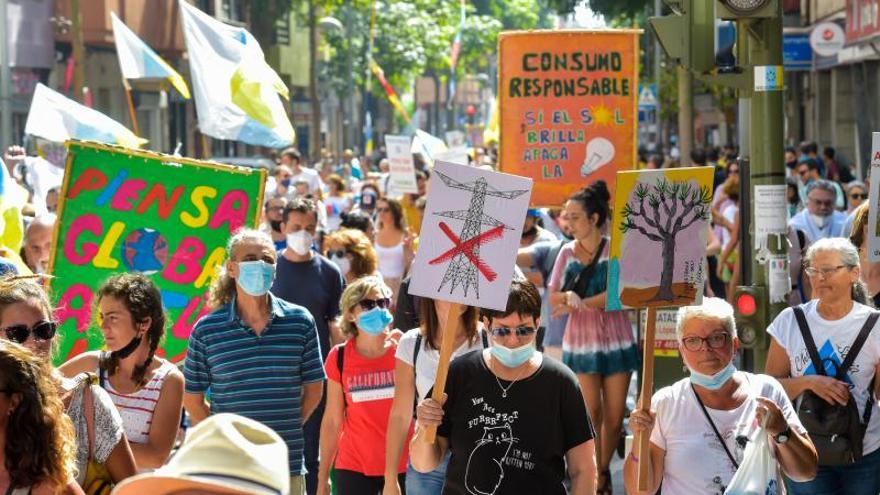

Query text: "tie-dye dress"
[548, 238, 640, 375]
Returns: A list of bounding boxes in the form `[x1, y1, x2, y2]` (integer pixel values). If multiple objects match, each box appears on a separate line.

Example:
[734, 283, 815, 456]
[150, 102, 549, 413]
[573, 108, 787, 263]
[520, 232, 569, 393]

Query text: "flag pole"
[122, 78, 141, 136]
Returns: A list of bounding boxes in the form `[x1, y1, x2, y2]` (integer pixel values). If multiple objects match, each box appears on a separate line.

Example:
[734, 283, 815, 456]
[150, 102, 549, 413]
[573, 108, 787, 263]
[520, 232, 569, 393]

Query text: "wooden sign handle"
[422, 302, 461, 444]
[637, 306, 657, 491]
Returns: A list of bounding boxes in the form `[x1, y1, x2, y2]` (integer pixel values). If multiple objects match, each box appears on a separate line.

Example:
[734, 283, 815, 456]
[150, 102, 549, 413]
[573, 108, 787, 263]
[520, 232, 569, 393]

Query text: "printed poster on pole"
[48, 141, 266, 365]
[498, 30, 640, 207]
[408, 161, 532, 311]
[868, 132, 880, 262]
[385, 134, 419, 194]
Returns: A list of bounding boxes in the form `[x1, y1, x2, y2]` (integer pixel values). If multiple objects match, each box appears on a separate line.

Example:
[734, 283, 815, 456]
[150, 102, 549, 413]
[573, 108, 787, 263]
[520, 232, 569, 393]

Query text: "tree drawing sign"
[498, 30, 639, 207]
[408, 161, 532, 311]
[607, 167, 714, 310]
[48, 141, 265, 366]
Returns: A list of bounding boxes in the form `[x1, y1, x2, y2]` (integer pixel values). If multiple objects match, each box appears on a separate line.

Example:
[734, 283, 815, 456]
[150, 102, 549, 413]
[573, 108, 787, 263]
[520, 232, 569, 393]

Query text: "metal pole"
[677, 66, 692, 165]
[0, 0, 11, 151]
[654, 0, 662, 151]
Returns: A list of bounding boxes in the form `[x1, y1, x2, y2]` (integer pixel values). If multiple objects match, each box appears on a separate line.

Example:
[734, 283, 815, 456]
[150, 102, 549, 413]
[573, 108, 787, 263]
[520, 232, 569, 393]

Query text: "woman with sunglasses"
[324, 228, 380, 284]
[625, 297, 816, 495]
[411, 280, 597, 494]
[765, 237, 880, 494]
[374, 197, 412, 304]
[846, 181, 868, 215]
[0, 276, 136, 490]
[0, 340, 83, 495]
[384, 298, 487, 495]
[318, 276, 407, 495]
[61, 273, 184, 470]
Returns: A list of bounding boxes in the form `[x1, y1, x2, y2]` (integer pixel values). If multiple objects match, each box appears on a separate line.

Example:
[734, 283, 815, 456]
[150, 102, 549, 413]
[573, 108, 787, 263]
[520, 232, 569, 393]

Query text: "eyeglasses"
[490, 326, 537, 338]
[376, 207, 391, 213]
[681, 332, 730, 352]
[358, 298, 391, 311]
[326, 249, 348, 258]
[850, 193, 868, 200]
[3, 320, 57, 344]
[804, 265, 849, 278]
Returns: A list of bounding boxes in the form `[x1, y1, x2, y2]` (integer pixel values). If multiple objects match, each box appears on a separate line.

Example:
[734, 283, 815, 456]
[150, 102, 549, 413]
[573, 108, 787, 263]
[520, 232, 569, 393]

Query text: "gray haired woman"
[625, 297, 816, 495]
[766, 237, 880, 494]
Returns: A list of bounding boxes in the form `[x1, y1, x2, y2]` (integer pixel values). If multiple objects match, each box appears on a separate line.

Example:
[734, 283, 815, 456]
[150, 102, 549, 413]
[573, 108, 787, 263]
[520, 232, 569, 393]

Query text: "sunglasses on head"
[327, 249, 348, 258]
[3, 320, 57, 344]
[358, 298, 391, 311]
[490, 326, 537, 338]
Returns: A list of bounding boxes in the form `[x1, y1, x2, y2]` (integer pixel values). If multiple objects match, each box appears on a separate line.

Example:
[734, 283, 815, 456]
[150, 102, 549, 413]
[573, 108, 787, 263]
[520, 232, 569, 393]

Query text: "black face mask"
[270, 220, 283, 233]
[113, 335, 142, 359]
[521, 226, 537, 239]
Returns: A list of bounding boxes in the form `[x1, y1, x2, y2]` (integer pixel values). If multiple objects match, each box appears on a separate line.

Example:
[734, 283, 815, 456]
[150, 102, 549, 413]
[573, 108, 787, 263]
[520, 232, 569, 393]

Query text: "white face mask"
[810, 213, 829, 229]
[329, 254, 351, 275]
[286, 230, 313, 255]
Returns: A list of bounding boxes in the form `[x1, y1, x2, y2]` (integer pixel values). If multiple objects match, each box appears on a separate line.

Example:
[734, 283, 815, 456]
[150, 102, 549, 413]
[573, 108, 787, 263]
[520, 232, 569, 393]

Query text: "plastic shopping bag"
[724, 424, 780, 495]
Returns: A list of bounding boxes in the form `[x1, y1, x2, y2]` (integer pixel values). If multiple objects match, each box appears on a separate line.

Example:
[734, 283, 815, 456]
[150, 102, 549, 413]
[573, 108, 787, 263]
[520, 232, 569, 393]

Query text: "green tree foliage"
[585, 0, 649, 22]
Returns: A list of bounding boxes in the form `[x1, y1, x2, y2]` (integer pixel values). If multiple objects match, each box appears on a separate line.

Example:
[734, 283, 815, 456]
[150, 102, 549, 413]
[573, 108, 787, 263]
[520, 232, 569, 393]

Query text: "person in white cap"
[112, 413, 290, 495]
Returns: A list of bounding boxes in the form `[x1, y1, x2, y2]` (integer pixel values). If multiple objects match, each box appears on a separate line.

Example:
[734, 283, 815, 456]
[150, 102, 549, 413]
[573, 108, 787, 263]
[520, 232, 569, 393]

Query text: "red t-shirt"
[325, 339, 412, 475]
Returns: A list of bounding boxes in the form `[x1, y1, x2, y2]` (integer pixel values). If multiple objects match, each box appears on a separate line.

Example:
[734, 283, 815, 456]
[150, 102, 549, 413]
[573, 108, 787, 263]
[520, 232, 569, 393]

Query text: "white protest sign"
[434, 149, 470, 166]
[445, 130, 467, 150]
[409, 161, 533, 310]
[385, 134, 419, 195]
[867, 132, 880, 262]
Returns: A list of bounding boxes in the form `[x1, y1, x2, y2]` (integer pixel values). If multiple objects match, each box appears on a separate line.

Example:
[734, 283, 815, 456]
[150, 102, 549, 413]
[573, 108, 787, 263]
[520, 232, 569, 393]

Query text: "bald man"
[22, 214, 55, 274]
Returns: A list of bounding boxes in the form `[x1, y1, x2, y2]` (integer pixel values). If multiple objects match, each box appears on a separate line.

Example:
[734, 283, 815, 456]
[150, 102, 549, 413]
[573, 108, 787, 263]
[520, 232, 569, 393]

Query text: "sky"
[572, 1, 607, 28]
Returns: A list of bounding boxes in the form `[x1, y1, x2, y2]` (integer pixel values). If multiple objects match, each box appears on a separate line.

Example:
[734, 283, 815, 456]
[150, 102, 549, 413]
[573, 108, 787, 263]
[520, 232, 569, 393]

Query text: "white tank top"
[100, 360, 176, 444]
[375, 241, 406, 278]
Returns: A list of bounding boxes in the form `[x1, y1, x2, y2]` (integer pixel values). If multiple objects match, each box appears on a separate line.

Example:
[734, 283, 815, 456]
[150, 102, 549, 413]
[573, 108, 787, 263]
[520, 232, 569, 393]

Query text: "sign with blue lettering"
[783, 33, 812, 71]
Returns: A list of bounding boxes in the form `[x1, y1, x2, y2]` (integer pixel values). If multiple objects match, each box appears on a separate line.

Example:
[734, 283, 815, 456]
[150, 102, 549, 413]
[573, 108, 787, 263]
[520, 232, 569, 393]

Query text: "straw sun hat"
[112, 413, 290, 495]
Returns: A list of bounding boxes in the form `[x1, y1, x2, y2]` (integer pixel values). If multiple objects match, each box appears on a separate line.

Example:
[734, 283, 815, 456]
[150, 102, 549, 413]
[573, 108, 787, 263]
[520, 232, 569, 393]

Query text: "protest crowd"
[2, 3, 880, 495]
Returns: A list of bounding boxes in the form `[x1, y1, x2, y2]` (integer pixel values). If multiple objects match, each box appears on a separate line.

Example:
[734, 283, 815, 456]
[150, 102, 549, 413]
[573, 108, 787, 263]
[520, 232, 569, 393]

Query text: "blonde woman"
[318, 276, 407, 495]
[324, 228, 380, 283]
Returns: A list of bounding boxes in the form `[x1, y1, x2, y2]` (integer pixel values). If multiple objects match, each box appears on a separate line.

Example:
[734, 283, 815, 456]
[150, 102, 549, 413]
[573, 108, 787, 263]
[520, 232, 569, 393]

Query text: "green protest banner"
[48, 141, 266, 366]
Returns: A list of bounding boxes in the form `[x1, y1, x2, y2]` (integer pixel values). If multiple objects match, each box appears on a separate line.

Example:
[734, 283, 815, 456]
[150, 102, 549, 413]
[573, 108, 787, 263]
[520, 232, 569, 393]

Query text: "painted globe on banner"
[120, 228, 169, 274]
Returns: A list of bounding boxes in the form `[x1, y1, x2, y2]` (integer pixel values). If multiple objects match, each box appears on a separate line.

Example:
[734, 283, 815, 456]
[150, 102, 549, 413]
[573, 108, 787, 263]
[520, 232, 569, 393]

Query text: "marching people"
[849, 203, 880, 306]
[384, 298, 488, 495]
[183, 229, 325, 495]
[765, 237, 880, 493]
[0, 341, 83, 495]
[60, 273, 184, 470]
[374, 197, 412, 302]
[0, 276, 137, 491]
[625, 297, 817, 494]
[410, 280, 597, 494]
[548, 181, 639, 494]
[262, 195, 290, 251]
[318, 277, 408, 495]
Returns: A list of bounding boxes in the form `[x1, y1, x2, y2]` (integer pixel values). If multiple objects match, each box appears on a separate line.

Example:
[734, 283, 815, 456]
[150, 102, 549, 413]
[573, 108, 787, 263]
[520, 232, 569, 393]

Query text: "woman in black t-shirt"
[409, 280, 596, 494]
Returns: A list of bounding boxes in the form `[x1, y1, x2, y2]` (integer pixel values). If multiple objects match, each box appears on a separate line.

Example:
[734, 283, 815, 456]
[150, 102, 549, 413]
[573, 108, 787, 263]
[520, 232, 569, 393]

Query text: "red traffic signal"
[736, 292, 757, 317]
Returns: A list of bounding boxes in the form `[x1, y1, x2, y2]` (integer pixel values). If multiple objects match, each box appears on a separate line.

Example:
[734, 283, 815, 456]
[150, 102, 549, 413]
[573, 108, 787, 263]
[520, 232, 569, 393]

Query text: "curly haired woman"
[0, 341, 83, 494]
[61, 273, 184, 470]
[324, 228, 381, 284]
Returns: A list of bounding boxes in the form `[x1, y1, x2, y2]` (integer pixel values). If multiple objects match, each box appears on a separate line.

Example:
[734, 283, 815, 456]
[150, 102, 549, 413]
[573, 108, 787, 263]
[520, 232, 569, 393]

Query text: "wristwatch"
[774, 426, 791, 445]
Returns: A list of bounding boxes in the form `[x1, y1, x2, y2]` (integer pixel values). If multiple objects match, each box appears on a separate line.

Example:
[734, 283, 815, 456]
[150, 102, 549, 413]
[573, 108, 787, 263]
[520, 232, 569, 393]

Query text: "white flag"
[179, 0, 294, 148]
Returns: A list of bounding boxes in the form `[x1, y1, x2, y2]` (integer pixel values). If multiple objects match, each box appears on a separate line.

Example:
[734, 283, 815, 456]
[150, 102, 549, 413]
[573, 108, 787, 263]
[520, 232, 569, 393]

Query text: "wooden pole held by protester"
[122, 79, 141, 136]
[422, 302, 461, 444]
[637, 306, 657, 491]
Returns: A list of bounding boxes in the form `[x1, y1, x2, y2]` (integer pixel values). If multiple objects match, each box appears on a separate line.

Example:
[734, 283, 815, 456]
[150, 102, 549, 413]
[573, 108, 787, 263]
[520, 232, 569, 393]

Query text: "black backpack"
[793, 306, 879, 466]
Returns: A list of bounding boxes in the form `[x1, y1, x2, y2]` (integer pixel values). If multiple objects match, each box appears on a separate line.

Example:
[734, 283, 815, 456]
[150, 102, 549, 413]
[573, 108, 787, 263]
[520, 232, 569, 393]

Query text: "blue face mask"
[357, 307, 393, 335]
[491, 341, 536, 368]
[281, 178, 292, 187]
[689, 361, 737, 390]
[236, 261, 275, 296]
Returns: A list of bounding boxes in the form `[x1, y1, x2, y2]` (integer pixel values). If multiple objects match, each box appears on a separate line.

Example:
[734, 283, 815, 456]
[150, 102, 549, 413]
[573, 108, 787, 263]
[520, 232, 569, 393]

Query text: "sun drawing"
[592, 105, 613, 126]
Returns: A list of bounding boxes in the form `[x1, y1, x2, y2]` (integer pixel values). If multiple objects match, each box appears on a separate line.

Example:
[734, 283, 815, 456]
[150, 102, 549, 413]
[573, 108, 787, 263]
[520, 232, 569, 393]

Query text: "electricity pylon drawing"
[431, 169, 529, 299]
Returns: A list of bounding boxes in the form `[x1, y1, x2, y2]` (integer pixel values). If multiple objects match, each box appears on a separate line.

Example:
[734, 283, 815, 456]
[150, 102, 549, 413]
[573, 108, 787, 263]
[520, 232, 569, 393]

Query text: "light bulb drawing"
[580, 137, 616, 177]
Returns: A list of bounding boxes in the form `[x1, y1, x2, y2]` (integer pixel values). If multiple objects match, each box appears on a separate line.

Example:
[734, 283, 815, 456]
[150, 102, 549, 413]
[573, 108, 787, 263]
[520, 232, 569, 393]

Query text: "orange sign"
[498, 30, 640, 206]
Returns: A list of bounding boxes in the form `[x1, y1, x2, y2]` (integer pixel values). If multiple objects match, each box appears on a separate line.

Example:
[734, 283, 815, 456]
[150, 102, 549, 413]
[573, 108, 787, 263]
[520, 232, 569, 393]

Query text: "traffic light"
[649, 1, 715, 73]
[733, 285, 768, 349]
[716, 0, 779, 19]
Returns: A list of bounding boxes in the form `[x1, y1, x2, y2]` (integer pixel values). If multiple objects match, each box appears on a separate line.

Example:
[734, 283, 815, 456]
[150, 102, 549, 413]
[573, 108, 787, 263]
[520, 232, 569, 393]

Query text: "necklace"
[490, 355, 531, 398]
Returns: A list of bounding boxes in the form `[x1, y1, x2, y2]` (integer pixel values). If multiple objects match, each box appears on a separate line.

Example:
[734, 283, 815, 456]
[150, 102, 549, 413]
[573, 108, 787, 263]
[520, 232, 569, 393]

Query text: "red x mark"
[429, 222, 504, 281]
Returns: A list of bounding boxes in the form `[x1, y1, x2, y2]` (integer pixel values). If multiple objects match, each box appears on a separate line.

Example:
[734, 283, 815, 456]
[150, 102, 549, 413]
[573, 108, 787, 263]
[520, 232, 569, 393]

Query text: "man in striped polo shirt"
[184, 229, 325, 495]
